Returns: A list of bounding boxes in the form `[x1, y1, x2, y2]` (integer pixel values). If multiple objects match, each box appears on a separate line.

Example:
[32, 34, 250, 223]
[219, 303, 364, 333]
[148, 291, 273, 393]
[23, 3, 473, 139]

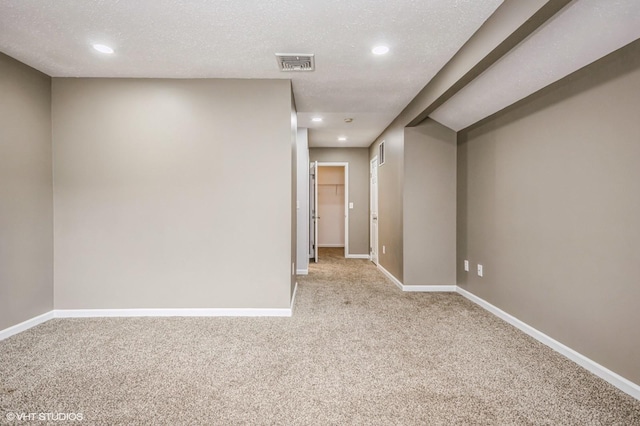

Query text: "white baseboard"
[2, 301, 296, 341]
[318, 244, 345, 248]
[296, 269, 309, 275]
[403, 285, 457, 292]
[0, 311, 54, 341]
[377, 264, 455, 292]
[290, 281, 298, 312]
[346, 254, 370, 259]
[378, 264, 404, 290]
[456, 286, 640, 401]
[54, 307, 292, 318]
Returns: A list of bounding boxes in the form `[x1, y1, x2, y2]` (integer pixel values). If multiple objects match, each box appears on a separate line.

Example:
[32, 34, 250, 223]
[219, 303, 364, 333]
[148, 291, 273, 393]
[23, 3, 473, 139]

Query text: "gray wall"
[369, 127, 404, 279]
[367, 0, 557, 285]
[52, 78, 294, 309]
[0, 53, 53, 330]
[309, 148, 370, 256]
[404, 120, 456, 286]
[296, 129, 309, 274]
[457, 40, 640, 384]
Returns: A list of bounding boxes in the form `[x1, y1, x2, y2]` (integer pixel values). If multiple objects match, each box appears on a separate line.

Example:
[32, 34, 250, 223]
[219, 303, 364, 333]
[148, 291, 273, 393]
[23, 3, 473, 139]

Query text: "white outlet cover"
[382, 245, 386, 254]
[464, 260, 469, 272]
[349, 202, 354, 209]
[477, 264, 483, 277]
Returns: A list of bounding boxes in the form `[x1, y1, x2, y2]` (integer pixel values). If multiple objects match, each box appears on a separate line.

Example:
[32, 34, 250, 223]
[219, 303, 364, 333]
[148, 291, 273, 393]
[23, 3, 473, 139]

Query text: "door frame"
[370, 156, 379, 265]
[316, 162, 349, 258]
[309, 161, 318, 263]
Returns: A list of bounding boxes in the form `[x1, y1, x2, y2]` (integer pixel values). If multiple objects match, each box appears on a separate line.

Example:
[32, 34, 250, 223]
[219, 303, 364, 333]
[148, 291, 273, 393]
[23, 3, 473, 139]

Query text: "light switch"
[464, 260, 469, 272]
[349, 202, 354, 209]
[477, 264, 483, 277]
[296, 200, 300, 209]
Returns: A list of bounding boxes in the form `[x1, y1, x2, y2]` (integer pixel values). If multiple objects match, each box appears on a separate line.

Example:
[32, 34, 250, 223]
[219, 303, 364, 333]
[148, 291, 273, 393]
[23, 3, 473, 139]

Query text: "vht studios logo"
[5, 412, 84, 422]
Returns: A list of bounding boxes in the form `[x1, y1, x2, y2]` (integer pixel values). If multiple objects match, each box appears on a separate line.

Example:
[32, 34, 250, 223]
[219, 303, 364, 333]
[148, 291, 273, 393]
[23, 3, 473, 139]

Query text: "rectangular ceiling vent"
[275, 53, 315, 72]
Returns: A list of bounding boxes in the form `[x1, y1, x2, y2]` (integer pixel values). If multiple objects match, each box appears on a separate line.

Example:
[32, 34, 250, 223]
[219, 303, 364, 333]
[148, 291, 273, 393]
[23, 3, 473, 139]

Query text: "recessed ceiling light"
[312, 117, 323, 122]
[93, 44, 114, 54]
[338, 136, 347, 142]
[372, 45, 389, 55]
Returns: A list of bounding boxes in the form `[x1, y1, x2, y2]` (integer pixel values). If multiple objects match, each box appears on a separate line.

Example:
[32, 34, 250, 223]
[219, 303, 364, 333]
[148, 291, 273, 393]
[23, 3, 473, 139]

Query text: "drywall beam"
[400, 0, 573, 128]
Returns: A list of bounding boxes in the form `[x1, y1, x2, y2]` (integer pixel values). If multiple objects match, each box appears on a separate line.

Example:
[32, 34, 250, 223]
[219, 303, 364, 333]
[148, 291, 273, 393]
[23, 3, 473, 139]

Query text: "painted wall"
[296, 128, 309, 274]
[52, 78, 294, 309]
[309, 148, 370, 256]
[403, 120, 456, 286]
[369, 125, 405, 281]
[367, 1, 556, 285]
[317, 167, 345, 247]
[457, 40, 640, 384]
[0, 53, 53, 330]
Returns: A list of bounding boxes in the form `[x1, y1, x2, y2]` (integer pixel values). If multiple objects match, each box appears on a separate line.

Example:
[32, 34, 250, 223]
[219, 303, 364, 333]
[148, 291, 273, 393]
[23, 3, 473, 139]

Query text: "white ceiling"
[0, 0, 502, 148]
[430, 0, 640, 131]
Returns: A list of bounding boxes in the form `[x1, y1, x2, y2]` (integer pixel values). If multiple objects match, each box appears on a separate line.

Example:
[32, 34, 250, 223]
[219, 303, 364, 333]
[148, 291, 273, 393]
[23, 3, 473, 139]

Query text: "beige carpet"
[1, 247, 639, 425]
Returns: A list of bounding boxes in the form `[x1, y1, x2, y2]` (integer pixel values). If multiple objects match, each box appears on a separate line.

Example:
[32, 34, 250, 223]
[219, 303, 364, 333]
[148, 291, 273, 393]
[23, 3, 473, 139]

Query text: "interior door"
[370, 157, 379, 265]
[309, 161, 319, 263]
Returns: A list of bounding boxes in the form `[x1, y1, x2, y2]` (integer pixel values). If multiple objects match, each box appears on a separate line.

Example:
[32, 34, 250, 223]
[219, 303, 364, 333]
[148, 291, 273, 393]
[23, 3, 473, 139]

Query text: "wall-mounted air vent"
[275, 53, 315, 72]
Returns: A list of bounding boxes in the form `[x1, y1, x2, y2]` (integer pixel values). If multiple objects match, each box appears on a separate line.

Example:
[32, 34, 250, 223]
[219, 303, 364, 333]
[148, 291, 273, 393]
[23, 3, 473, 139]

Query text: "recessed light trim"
[311, 117, 323, 122]
[338, 136, 347, 142]
[372, 45, 389, 55]
[93, 44, 114, 54]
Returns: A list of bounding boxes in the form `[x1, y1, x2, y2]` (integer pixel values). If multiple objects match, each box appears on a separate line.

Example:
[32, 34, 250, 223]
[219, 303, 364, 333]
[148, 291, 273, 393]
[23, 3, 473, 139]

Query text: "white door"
[370, 157, 379, 265]
[309, 161, 319, 263]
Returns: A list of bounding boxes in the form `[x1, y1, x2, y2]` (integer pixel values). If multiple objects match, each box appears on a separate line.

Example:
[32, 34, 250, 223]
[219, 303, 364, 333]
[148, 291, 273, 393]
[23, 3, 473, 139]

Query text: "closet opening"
[309, 162, 349, 262]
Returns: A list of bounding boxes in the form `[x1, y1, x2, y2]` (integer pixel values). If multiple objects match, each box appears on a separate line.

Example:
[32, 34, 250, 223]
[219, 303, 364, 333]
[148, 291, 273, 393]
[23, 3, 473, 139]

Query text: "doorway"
[309, 162, 349, 262]
[370, 157, 379, 265]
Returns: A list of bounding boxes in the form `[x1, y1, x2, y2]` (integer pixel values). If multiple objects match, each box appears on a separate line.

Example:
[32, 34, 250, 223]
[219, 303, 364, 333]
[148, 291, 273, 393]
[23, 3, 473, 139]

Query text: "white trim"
[296, 269, 309, 275]
[344, 163, 349, 258]
[54, 307, 292, 318]
[318, 244, 345, 248]
[370, 156, 379, 266]
[377, 264, 403, 290]
[378, 264, 455, 292]
[316, 162, 349, 259]
[456, 286, 640, 401]
[290, 281, 298, 312]
[0, 311, 54, 341]
[346, 254, 370, 259]
[403, 285, 457, 292]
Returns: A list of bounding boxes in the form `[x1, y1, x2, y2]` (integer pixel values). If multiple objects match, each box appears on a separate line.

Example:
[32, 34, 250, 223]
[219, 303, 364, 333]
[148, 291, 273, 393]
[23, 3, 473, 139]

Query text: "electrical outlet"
[349, 202, 354, 209]
[382, 245, 386, 254]
[477, 264, 483, 277]
[464, 260, 469, 272]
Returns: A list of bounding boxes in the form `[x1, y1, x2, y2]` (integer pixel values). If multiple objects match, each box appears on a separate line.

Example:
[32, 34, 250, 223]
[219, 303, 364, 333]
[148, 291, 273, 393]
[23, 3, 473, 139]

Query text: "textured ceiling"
[430, 0, 640, 131]
[0, 0, 502, 148]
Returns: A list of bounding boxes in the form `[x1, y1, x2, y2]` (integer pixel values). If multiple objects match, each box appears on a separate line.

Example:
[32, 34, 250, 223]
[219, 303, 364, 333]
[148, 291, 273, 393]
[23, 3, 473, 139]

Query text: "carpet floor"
[1, 247, 639, 425]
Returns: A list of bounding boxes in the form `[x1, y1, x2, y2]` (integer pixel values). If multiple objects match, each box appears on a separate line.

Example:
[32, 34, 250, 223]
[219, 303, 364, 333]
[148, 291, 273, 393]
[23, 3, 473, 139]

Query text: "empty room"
[1, 0, 639, 424]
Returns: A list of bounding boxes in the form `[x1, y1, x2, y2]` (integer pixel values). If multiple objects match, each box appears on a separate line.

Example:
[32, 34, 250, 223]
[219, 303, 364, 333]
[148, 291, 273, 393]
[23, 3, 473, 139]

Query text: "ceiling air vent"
[275, 53, 315, 72]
